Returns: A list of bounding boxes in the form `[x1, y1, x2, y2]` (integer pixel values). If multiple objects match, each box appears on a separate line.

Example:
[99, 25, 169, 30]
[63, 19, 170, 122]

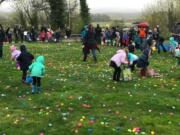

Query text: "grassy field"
[0, 42, 180, 135]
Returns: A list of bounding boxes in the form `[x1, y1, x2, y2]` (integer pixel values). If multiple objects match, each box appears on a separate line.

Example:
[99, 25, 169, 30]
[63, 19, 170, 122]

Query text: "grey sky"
[87, 0, 154, 13]
[0, 0, 155, 13]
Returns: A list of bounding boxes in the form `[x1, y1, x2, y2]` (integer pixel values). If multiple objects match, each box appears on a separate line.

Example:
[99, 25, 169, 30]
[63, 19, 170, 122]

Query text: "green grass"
[0, 42, 180, 135]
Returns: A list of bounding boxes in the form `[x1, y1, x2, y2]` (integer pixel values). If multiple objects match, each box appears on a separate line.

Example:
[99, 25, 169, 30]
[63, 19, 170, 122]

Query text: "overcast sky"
[87, 0, 154, 13]
[0, 0, 155, 13]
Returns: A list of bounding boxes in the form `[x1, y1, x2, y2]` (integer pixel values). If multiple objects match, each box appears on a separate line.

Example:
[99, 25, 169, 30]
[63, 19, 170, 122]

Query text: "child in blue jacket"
[29, 56, 45, 94]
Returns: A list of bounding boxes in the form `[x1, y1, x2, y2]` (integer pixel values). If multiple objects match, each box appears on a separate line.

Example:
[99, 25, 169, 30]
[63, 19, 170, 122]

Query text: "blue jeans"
[157, 41, 166, 53]
[83, 48, 97, 62]
[92, 49, 96, 59]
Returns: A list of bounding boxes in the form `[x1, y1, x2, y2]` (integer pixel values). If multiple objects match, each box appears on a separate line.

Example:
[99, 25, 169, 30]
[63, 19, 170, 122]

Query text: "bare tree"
[0, 0, 16, 4]
[15, 0, 49, 28]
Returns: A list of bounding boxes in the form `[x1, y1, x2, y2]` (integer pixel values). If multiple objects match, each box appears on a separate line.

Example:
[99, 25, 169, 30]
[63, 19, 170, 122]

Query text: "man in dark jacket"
[0, 25, 5, 58]
[14, 26, 19, 43]
[95, 24, 102, 45]
[17, 45, 34, 83]
[153, 27, 166, 53]
[157, 36, 166, 54]
[65, 27, 72, 39]
[83, 25, 98, 62]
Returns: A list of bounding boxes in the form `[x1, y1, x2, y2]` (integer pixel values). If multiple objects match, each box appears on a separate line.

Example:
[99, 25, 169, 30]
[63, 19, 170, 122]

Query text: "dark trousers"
[8, 37, 12, 44]
[140, 38, 146, 51]
[110, 61, 121, 81]
[22, 70, 27, 82]
[32, 77, 41, 87]
[0, 43, 3, 58]
[97, 36, 101, 45]
[15, 35, 19, 43]
[129, 60, 138, 71]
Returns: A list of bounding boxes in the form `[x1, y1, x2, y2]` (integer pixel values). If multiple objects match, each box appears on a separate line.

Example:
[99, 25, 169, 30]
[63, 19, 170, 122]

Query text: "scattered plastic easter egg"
[101, 122, 104, 125]
[48, 123, 52, 127]
[88, 128, 93, 133]
[80, 119, 84, 122]
[151, 131, 155, 135]
[77, 122, 83, 128]
[89, 120, 95, 125]
[128, 129, 132, 132]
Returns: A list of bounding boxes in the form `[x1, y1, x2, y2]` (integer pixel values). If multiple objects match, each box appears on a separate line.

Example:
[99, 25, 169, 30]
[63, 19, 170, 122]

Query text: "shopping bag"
[26, 76, 33, 84]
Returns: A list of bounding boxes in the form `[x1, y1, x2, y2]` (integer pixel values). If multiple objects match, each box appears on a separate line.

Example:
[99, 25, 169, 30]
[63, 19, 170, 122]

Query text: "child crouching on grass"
[137, 48, 151, 78]
[128, 52, 138, 71]
[29, 56, 45, 94]
[110, 49, 129, 82]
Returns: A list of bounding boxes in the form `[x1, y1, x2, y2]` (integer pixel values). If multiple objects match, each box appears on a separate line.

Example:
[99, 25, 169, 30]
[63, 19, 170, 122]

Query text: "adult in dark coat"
[0, 25, 5, 58]
[14, 26, 19, 43]
[157, 36, 166, 54]
[65, 27, 72, 39]
[83, 25, 98, 62]
[6, 27, 12, 44]
[31, 26, 37, 41]
[153, 27, 166, 53]
[17, 45, 34, 83]
[95, 24, 102, 45]
[19, 26, 24, 43]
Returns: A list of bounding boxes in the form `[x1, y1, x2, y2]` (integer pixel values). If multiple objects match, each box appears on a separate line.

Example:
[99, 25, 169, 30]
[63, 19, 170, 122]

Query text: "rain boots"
[37, 86, 42, 93]
[32, 86, 42, 94]
[32, 85, 36, 94]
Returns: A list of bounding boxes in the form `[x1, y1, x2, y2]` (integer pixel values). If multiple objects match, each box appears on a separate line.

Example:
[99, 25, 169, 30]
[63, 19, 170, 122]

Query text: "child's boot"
[37, 86, 42, 94]
[32, 85, 36, 94]
[140, 69, 146, 77]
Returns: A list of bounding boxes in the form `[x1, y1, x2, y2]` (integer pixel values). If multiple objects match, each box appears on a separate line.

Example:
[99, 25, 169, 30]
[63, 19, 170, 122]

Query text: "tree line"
[0, 0, 90, 33]
[142, 0, 180, 38]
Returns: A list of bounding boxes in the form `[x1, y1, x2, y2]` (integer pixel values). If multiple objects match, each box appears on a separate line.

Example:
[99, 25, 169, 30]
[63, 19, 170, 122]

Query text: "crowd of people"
[81, 23, 180, 81]
[0, 22, 180, 93]
[0, 25, 73, 44]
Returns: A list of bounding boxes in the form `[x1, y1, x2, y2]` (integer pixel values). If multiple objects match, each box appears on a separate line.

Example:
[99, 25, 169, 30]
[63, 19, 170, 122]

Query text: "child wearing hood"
[137, 48, 151, 77]
[10, 45, 21, 69]
[17, 45, 34, 83]
[169, 37, 178, 55]
[110, 49, 129, 81]
[29, 56, 45, 94]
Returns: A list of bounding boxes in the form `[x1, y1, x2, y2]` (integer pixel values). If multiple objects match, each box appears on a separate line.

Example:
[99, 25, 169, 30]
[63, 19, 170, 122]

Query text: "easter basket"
[122, 67, 132, 81]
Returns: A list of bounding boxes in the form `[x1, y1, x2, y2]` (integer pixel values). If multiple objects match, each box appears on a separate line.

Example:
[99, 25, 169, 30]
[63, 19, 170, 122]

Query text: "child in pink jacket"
[110, 49, 129, 81]
[10, 45, 21, 69]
